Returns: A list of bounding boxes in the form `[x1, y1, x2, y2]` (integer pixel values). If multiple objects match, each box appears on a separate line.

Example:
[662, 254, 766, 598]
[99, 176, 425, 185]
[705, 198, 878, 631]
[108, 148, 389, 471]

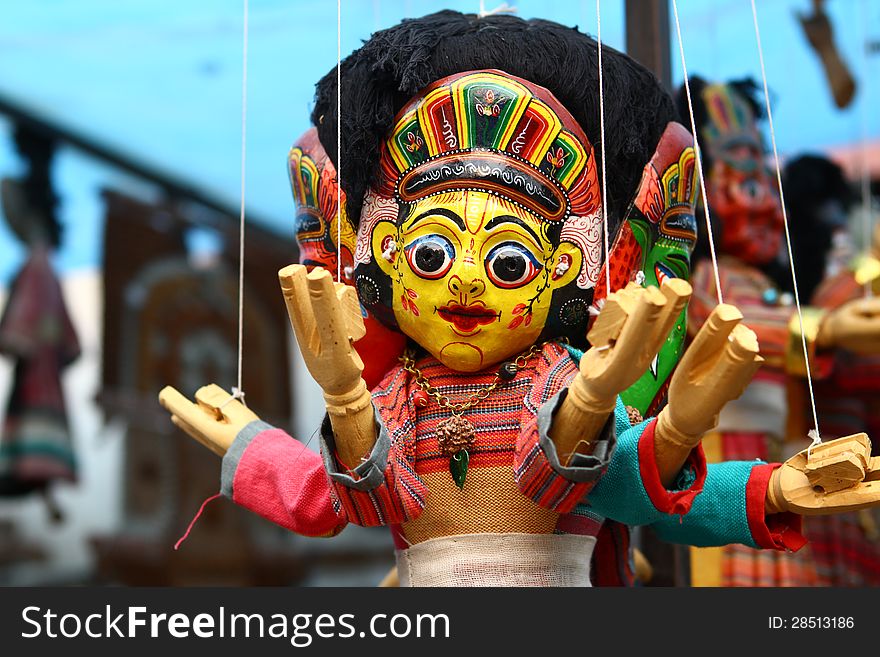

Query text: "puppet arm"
[279, 264, 376, 468]
[648, 460, 806, 552]
[766, 433, 880, 516]
[654, 304, 763, 487]
[582, 398, 708, 525]
[158, 384, 347, 537]
[585, 401, 804, 552]
[280, 264, 425, 527]
[549, 279, 691, 465]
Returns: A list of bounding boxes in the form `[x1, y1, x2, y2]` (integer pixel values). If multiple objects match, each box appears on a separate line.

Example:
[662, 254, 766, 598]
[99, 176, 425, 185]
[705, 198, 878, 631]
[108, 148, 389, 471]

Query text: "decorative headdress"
[288, 128, 355, 282]
[364, 69, 602, 290]
[677, 77, 782, 266]
[349, 69, 612, 347]
[699, 82, 764, 166]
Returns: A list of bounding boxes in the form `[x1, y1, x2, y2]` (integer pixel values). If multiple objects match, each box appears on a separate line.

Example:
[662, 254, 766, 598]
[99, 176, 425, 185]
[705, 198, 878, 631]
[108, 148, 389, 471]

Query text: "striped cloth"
[328, 342, 606, 527]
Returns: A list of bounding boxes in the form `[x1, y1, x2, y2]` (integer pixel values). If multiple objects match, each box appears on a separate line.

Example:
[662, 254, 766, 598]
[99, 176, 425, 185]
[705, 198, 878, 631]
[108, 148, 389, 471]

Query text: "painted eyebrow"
[406, 208, 466, 231]
[484, 214, 542, 245]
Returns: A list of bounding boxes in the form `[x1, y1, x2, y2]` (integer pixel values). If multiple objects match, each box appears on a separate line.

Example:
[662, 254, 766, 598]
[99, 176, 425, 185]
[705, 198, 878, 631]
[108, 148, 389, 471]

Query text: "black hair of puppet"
[312, 10, 677, 234]
[763, 154, 855, 301]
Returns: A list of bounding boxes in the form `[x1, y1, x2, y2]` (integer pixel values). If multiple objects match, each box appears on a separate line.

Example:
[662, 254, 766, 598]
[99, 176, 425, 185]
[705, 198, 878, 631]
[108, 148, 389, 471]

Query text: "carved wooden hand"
[578, 279, 693, 409]
[158, 383, 259, 456]
[768, 433, 880, 515]
[658, 304, 763, 445]
[278, 264, 375, 467]
[818, 297, 880, 355]
[278, 264, 366, 396]
[653, 304, 763, 487]
[550, 279, 691, 464]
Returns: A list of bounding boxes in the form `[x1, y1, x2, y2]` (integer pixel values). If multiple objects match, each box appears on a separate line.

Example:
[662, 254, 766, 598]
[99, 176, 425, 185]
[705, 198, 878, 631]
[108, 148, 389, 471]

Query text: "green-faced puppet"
[591, 123, 698, 418]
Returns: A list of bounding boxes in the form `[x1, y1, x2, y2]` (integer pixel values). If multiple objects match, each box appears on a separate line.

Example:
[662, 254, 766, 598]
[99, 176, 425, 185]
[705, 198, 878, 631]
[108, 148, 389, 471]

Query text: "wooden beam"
[625, 0, 672, 92]
[0, 91, 278, 233]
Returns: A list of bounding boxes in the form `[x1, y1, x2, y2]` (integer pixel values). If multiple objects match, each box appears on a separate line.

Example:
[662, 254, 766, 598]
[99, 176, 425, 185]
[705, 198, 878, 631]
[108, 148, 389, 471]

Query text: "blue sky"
[0, 0, 877, 281]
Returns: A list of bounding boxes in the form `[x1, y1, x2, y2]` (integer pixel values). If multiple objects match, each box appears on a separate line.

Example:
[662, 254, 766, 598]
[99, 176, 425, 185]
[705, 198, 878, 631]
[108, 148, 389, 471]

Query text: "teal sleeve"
[649, 460, 763, 548]
[584, 398, 705, 526]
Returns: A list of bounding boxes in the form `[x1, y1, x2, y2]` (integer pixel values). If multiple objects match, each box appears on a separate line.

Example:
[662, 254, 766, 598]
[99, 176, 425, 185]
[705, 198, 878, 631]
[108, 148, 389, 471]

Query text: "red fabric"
[231, 428, 346, 537]
[330, 471, 416, 527]
[591, 521, 634, 587]
[745, 463, 807, 552]
[555, 510, 603, 537]
[637, 419, 707, 516]
[389, 524, 409, 550]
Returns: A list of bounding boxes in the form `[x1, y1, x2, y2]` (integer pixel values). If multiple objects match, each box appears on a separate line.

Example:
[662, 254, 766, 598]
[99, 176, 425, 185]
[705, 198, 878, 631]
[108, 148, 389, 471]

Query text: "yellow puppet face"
[372, 190, 581, 372]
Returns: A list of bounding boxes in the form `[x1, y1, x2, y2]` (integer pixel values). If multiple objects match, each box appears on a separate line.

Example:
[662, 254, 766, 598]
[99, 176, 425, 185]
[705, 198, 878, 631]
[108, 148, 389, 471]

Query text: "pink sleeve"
[222, 421, 347, 538]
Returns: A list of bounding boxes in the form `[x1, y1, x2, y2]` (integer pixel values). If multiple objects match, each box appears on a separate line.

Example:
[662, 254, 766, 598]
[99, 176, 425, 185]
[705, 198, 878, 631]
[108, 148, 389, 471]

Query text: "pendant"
[436, 414, 476, 489]
[449, 450, 469, 490]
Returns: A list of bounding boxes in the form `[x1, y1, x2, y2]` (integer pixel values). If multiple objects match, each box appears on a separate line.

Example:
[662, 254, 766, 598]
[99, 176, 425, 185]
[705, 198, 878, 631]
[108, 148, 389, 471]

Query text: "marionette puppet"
[160, 13, 880, 587]
[0, 126, 80, 523]
[681, 78, 880, 586]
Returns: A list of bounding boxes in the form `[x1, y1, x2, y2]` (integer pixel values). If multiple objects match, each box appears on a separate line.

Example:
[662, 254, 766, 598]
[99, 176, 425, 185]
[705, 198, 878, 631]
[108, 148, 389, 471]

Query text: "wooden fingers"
[651, 278, 692, 347]
[778, 433, 880, 515]
[195, 383, 233, 421]
[279, 264, 318, 350]
[335, 282, 367, 342]
[805, 433, 871, 493]
[159, 385, 230, 456]
[611, 285, 668, 364]
[679, 303, 744, 375]
[587, 280, 691, 360]
[586, 283, 641, 347]
[711, 323, 763, 393]
[614, 280, 691, 368]
[307, 268, 357, 360]
[159, 385, 198, 421]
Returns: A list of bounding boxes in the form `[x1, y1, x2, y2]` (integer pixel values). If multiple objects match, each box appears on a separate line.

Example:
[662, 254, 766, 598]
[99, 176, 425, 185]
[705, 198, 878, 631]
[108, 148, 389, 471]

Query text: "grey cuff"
[319, 405, 390, 492]
[536, 388, 617, 483]
[220, 419, 274, 498]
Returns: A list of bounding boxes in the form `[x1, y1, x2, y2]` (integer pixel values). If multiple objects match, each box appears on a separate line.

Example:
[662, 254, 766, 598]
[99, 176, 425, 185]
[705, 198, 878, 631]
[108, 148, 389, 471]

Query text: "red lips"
[437, 303, 499, 333]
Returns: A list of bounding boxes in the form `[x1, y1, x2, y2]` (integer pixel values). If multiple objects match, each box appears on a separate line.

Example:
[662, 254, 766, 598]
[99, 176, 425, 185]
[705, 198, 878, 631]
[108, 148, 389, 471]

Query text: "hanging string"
[337, 0, 343, 281]
[596, 0, 611, 295]
[284, 0, 346, 473]
[749, 0, 821, 445]
[234, 0, 249, 403]
[859, 0, 874, 299]
[670, 0, 723, 305]
[174, 493, 222, 550]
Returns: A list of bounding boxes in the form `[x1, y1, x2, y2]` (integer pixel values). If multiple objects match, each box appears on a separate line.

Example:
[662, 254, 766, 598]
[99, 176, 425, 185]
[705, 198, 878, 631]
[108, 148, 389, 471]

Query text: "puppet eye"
[654, 262, 675, 286]
[485, 242, 542, 289]
[405, 234, 455, 279]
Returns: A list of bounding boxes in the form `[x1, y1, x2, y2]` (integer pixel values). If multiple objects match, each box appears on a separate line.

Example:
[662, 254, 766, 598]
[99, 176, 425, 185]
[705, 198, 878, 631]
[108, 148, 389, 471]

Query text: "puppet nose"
[448, 275, 485, 297]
